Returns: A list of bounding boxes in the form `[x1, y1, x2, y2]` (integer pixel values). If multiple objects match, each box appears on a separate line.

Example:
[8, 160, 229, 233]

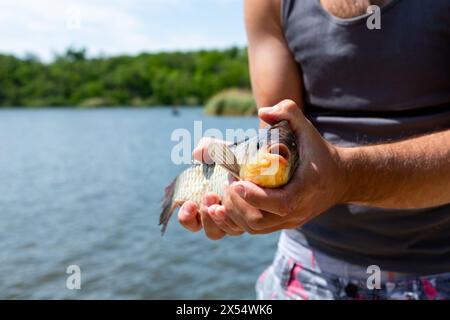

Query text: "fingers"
[226, 187, 306, 233]
[221, 184, 269, 234]
[215, 206, 245, 235]
[258, 99, 305, 136]
[192, 137, 229, 164]
[201, 212, 226, 240]
[208, 205, 245, 236]
[231, 181, 290, 216]
[179, 181, 299, 236]
[223, 189, 287, 234]
[178, 201, 202, 232]
[246, 219, 308, 234]
[199, 193, 226, 240]
[178, 192, 245, 239]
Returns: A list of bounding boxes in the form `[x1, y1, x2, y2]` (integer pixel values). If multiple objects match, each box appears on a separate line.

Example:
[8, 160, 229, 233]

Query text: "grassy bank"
[204, 88, 256, 116]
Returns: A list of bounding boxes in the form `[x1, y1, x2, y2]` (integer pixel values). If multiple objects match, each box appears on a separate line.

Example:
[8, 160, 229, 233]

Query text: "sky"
[0, 0, 247, 61]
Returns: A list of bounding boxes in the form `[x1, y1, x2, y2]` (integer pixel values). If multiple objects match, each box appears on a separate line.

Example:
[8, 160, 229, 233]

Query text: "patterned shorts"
[256, 251, 450, 300]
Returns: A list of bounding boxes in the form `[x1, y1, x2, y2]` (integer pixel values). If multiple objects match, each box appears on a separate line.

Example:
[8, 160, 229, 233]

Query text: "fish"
[159, 120, 299, 235]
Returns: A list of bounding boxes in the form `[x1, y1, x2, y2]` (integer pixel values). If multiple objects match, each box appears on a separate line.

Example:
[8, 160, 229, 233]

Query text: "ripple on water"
[0, 108, 278, 299]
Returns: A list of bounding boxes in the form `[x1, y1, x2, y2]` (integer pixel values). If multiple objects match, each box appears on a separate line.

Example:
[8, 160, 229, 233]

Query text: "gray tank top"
[281, 0, 450, 274]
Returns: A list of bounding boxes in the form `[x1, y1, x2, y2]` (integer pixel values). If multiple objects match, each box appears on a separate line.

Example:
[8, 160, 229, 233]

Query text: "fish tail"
[159, 178, 177, 235]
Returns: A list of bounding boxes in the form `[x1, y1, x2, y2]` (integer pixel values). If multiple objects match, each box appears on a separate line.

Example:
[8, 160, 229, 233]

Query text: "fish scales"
[159, 120, 299, 235]
[172, 164, 229, 204]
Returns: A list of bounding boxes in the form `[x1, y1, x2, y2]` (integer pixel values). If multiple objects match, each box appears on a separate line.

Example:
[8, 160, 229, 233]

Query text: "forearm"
[339, 129, 450, 209]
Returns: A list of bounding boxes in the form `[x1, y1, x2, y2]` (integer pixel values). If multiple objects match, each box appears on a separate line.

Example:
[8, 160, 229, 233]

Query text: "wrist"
[335, 146, 362, 204]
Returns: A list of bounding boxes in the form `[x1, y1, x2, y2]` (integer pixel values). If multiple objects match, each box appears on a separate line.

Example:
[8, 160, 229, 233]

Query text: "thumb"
[231, 181, 290, 216]
[258, 99, 306, 137]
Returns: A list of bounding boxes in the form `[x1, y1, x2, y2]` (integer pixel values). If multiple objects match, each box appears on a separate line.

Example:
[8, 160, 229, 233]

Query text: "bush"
[0, 48, 251, 107]
[79, 97, 112, 108]
[204, 88, 256, 116]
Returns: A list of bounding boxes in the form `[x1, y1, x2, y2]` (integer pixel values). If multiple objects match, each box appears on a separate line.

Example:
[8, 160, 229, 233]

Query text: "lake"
[0, 108, 279, 299]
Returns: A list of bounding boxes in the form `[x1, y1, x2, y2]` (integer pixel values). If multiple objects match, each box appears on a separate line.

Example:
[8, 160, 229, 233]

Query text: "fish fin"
[159, 178, 178, 236]
[230, 136, 251, 148]
[208, 142, 241, 179]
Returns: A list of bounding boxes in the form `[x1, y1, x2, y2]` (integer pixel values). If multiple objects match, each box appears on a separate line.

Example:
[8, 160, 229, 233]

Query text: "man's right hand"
[178, 137, 245, 240]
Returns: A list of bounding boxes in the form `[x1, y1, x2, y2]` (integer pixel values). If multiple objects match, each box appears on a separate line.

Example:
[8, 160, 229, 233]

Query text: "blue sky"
[0, 0, 247, 61]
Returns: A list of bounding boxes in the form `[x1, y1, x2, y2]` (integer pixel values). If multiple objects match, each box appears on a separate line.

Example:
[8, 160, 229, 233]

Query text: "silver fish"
[159, 120, 299, 234]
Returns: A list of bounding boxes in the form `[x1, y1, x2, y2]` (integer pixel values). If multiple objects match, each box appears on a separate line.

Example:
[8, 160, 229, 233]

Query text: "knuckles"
[223, 204, 234, 219]
[246, 212, 273, 232]
[280, 99, 298, 114]
[276, 202, 291, 217]
[276, 191, 292, 217]
[246, 215, 264, 231]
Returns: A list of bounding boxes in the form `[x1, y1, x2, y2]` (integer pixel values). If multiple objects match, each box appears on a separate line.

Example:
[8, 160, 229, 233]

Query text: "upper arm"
[244, 0, 303, 113]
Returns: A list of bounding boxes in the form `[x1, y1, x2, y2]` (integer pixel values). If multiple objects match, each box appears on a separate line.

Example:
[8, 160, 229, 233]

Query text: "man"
[180, 0, 450, 299]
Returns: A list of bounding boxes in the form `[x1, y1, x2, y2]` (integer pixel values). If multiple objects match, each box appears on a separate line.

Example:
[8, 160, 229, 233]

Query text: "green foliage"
[0, 47, 251, 107]
[204, 88, 256, 116]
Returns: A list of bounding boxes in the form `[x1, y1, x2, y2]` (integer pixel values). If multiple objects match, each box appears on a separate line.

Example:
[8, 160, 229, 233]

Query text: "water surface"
[0, 108, 279, 299]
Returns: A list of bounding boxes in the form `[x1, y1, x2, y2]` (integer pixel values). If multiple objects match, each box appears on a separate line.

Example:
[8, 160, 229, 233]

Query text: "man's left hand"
[206, 99, 348, 236]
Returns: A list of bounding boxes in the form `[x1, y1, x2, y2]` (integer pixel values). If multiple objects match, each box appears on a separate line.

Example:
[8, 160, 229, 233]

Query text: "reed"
[204, 88, 256, 116]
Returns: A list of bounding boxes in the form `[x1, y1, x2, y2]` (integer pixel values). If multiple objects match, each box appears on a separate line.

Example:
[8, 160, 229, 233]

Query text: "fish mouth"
[239, 143, 291, 189]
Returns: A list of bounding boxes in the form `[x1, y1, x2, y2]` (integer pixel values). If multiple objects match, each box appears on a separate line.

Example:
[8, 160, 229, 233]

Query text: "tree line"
[0, 47, 251, 107]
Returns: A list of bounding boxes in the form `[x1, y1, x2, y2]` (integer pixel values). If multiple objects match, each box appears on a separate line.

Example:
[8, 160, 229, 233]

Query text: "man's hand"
[177, 137, 245, 240]
[178, 99, 348, 238]
[207, 100, 347, 235]
[179, 99, 450, 239]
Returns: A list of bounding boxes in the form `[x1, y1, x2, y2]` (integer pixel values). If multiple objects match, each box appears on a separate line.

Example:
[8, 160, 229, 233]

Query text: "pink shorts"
[256, 250, 450, 300]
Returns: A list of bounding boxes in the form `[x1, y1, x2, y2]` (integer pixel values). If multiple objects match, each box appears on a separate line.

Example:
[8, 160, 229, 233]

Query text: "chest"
[320, 0, 390, 18]
[283, 0, 450, 110]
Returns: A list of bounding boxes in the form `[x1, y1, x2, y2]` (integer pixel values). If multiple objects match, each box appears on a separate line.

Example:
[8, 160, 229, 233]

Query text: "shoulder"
[245, 0, 281, 12]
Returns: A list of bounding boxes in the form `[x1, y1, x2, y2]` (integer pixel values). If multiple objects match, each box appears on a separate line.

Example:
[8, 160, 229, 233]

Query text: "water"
[0, 108, 279, 299]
